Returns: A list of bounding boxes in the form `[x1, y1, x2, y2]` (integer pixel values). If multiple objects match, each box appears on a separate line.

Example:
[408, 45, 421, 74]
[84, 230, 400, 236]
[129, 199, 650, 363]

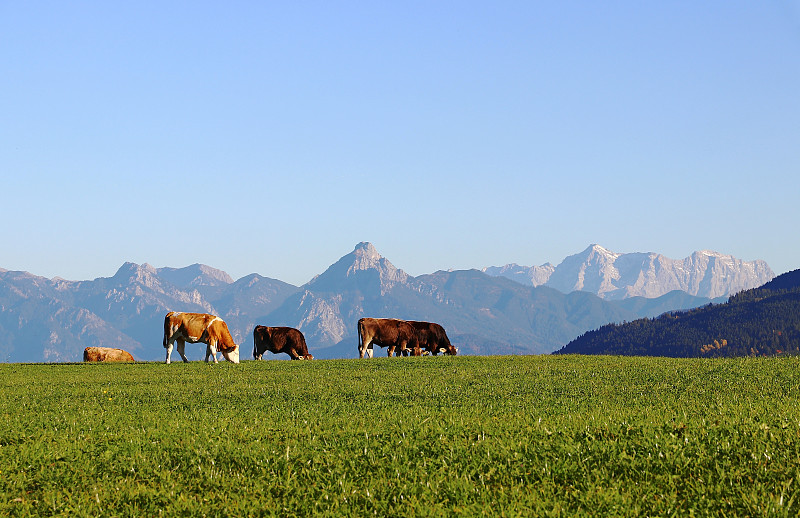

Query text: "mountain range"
[0, 243, 775, 362]
[483, 244, 774, 300]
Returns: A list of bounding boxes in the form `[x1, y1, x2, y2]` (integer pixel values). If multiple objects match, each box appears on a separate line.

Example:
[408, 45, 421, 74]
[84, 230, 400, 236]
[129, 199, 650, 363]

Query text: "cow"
[83, 346, 135, 362]
[162, 312, 240, 364]
[357, 317, 420, 358]
[407, 321, 458, 356]
[253, 326, 314, 360]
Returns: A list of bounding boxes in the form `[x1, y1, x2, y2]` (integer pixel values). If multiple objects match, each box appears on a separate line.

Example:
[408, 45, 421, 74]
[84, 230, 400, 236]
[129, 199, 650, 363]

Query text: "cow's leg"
[165, 340, 174, 364]
[176, 339, 189, 363]
[387, 346, 395, 357]
[205, 342, 219, 363]
[359, 334, 373, 359]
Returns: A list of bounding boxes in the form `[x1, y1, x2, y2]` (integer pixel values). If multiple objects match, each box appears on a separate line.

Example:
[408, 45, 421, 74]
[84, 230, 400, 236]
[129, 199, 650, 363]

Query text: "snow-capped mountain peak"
[485, 245, 774, 300]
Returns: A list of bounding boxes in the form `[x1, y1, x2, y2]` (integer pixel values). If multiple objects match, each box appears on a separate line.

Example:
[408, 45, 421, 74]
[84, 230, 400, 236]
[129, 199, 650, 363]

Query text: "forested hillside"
[555, 269, 800, 357]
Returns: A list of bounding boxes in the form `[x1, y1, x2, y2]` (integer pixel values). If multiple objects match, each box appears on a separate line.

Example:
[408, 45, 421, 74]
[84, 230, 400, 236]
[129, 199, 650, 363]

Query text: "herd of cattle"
[83, 312, 457, 363]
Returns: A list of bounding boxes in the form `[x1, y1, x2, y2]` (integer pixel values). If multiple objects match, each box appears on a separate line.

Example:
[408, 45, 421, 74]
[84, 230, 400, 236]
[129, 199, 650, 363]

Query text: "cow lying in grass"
[83, 346, 135, 362]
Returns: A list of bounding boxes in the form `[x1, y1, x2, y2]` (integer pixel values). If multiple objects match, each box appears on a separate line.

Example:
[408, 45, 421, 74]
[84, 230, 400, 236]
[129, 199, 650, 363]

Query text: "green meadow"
[1, 355, 799, 516]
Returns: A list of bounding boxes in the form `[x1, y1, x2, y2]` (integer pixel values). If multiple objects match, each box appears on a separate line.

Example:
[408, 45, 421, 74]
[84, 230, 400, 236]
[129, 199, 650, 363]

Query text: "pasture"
[1, 355, 799, 516]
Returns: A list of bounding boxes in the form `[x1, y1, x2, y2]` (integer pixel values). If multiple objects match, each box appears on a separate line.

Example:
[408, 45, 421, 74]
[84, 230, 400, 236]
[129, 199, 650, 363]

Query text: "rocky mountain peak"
[304, 242, 409, 293]
[585, 244, 620, 261]
[348, 242, 383, 272]
[354, 241, 380, 258]
[114, 262, 158, 281]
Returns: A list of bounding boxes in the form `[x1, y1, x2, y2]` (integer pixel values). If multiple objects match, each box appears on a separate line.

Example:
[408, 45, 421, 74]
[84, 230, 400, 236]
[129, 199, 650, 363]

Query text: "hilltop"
[556, 269, 800, 357]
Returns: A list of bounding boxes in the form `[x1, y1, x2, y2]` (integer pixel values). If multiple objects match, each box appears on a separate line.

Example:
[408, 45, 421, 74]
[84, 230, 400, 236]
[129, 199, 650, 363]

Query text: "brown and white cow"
[407, 321, 458, 356]
[83, 346, 135, 362]
[357, 317, 420, 358]
[163, 312, 240, 364]
[253, 326, 314, 360]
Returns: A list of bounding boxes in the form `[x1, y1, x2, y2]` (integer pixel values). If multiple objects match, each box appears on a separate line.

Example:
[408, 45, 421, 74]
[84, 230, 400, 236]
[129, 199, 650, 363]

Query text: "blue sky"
[3, 1, 799, 285]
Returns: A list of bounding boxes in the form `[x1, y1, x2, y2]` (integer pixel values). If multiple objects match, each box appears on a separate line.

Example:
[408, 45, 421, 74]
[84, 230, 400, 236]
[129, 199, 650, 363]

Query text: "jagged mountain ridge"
[483, 244, 774, 300]
[0, 242, 775, 362]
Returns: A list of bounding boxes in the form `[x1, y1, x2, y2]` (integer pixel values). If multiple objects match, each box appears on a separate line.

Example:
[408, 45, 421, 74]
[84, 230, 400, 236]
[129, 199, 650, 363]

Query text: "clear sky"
[3, 1, 799, 285]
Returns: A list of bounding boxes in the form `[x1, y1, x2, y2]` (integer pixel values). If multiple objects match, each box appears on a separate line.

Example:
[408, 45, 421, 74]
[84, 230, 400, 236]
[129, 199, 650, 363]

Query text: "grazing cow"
[83, 346, 135, 362]
[162, 312, 240, 364]
[357, 317, 420, 358]
[253, 326, 314, 360]
[407, 321, 458, 356]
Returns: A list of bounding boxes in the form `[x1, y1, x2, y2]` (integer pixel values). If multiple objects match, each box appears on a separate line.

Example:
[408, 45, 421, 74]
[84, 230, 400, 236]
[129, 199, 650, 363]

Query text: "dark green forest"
[555, 269, 800, 357]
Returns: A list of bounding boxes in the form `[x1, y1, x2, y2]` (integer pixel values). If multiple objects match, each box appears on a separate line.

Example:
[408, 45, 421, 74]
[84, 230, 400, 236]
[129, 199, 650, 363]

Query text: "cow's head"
[438, 345, 458, 356]
[221, 345, 240, 364]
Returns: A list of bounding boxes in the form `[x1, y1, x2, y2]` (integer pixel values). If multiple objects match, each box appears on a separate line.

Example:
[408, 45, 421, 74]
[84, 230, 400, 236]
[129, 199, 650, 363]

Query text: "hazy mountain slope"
[611, 290, 726, 319]
[411, 269, 636, 354]
[0, 270, 140, 362]
[481, 263, 555, 287]
[157, 264, 235, 289]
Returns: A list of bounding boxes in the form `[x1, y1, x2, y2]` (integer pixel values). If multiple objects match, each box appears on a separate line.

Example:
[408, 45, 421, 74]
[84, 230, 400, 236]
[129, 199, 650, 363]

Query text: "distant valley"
[0, 243, 776, 362]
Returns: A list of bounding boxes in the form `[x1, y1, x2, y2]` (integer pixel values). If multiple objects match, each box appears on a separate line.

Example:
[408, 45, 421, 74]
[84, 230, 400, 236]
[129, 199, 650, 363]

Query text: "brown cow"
[357, 317, 420, 358]
[163, 312, 240, 364]
[253, 326, 314, 360]
[83, 346, 135, 362]
[407, 321, 458, 356]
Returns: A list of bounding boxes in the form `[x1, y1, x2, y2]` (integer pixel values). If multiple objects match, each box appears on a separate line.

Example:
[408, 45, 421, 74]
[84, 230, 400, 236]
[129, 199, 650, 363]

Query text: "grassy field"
[1, 355, 800, 516]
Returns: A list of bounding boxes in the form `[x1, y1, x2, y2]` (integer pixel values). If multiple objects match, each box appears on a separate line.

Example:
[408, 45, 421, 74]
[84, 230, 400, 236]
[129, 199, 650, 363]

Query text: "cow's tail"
[357, 318, 363, 356]
[163, 314, 171, 348]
